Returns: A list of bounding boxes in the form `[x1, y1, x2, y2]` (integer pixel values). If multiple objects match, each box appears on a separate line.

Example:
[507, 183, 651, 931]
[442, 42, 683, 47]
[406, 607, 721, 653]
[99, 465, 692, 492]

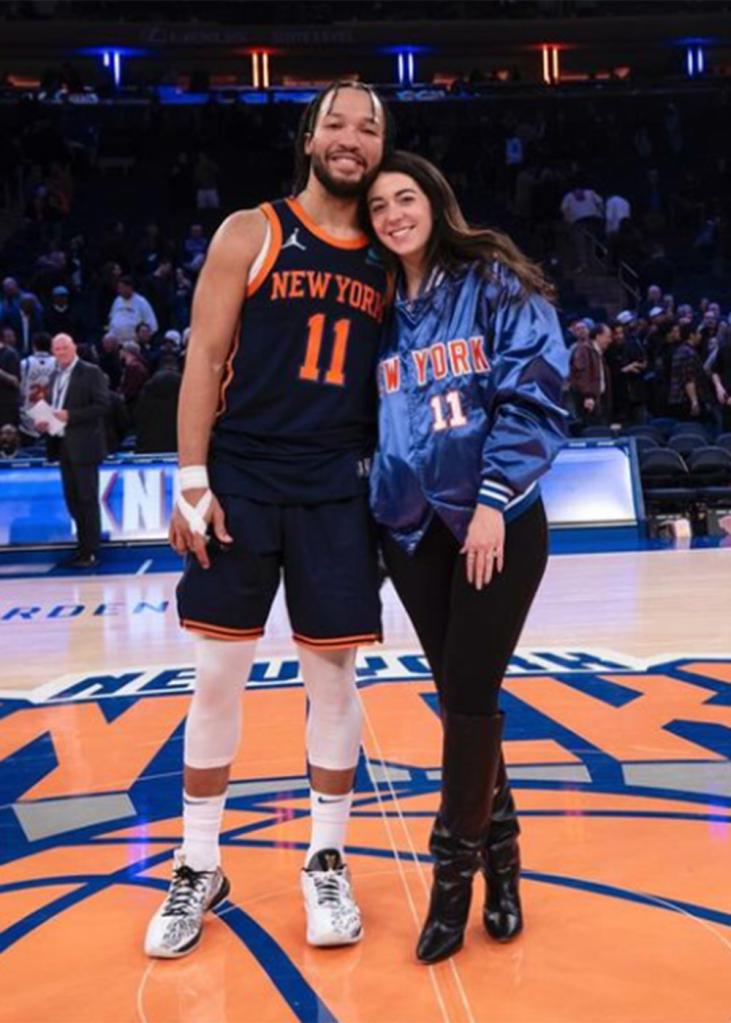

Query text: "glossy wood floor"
[0, 546, 729, 1023]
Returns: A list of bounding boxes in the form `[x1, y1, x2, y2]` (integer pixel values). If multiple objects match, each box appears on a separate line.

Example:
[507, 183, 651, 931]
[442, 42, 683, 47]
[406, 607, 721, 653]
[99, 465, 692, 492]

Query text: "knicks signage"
[0, 458, 178, 546]
[0, 443, 642, 549]
[0, 650, 729, 815]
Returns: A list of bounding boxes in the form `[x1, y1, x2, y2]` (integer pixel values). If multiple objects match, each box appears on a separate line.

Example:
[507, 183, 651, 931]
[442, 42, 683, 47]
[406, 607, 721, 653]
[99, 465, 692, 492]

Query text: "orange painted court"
[1, 548, 729, 1022]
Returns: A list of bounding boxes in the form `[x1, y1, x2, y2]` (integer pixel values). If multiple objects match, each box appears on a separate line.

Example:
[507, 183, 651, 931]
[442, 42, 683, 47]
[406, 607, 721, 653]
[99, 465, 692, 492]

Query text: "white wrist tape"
[179, 465, 209, 491]
[177, 490, 213, 536]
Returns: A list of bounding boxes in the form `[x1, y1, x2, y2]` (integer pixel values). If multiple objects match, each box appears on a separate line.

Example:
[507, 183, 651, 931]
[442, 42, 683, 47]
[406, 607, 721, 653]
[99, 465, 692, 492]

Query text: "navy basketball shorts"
[177, 494, 382, 650]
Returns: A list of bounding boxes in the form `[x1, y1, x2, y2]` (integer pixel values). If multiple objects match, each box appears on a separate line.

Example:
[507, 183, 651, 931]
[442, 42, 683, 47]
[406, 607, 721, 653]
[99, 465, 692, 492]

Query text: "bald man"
[37, 333, 110, 567]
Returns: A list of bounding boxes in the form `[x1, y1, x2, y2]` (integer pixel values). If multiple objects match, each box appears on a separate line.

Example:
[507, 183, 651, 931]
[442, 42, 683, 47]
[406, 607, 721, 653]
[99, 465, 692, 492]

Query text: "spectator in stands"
[1, 326, 18, 351]
[565, 316, 590, 352]
[569, 322, 613, 427]
[119, 340, 149, 411]
[639, 284, 663, 319]
[608, 318, 648, 425]
[182, 223, 209, 275]
[171, 268, 193, 332]
[134, 353, 181, 454]
[108, 275, 158, 344]
[0, 326, 20, 427]
[19, 332, 56, 444]
[560, 181, 604, 271]
[648, 320, 680, 416]
[1, 277, 21, 321]
[44, 285, 83, 339]
[105, 383, 129, 455]
[193, 150, 221, 210]
[99, 332, 123, 391]
[4, 293, 44, 358]
[134, 322, 158, 371]
[67, 235, 85, 292]
[0, 423, 20, 460]
[144, 258, 175, 334]
[711, 335, 731, 432]
[157, 329, 182, 369]
[668, 323, 708, 422]
[94, 261, 122, 327]
[605, 192, 631, 240]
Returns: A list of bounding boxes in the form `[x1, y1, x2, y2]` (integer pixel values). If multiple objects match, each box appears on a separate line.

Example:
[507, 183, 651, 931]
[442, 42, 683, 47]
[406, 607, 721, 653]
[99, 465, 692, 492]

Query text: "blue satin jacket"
[371, 262, 569, 553]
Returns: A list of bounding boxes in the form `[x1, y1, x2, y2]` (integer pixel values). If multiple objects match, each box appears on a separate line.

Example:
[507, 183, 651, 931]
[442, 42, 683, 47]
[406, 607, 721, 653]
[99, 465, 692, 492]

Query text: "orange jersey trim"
[247, 202, 283, 298]
[216, 316, 241, 418]
[182, 619, 265, 641]
[217, 203, 282, 418]
[293, 631, 382, 651]
[285, 197, 369, 251]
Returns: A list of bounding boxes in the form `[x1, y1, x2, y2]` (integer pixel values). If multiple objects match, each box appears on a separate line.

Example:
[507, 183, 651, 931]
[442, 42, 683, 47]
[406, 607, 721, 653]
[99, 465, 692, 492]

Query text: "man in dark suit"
[2, 293, 44, 358]
[36, 333, 110, 568]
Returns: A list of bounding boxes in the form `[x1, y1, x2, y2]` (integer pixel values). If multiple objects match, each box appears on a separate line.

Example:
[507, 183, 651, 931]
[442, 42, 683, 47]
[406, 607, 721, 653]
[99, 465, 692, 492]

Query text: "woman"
[365, 151, 568, 964]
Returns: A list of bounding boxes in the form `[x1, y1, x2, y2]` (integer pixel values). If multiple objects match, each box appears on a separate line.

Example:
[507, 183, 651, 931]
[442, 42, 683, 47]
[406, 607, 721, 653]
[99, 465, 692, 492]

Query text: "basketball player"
[144, 82, 391, 958]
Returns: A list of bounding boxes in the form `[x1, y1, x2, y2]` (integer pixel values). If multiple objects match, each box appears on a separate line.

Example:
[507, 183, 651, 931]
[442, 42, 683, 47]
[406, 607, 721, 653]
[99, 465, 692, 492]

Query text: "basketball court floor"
[0, 544, 729, 1022]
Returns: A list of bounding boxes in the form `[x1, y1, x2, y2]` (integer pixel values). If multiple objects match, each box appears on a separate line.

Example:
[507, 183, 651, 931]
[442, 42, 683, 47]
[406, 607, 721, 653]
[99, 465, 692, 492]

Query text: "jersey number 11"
[299, 313, 351, 387]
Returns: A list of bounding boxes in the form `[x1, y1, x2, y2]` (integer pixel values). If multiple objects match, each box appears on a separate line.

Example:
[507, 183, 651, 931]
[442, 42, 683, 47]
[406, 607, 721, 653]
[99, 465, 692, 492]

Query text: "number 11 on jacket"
[430, 391, 467, 431]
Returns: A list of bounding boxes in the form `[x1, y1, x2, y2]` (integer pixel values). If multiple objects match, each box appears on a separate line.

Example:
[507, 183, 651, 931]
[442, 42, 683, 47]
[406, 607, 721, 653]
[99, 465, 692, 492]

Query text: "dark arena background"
[0, 3, 729, 1022]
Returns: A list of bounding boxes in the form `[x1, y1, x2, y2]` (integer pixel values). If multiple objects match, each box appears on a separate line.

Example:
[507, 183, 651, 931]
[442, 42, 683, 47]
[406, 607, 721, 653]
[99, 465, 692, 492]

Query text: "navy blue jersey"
[210, 198, 387, 503]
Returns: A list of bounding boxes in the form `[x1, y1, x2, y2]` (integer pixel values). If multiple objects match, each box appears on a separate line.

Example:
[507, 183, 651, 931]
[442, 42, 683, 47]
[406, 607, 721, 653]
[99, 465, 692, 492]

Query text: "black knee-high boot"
[481, 755, 523, 941]
[417, 711, 504, 964]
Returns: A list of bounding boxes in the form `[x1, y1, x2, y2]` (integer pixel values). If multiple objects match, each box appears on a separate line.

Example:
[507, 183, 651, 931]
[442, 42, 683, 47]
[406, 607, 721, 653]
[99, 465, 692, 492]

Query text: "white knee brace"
[184, 636, 258, 770]
[298, 645, 363, 771]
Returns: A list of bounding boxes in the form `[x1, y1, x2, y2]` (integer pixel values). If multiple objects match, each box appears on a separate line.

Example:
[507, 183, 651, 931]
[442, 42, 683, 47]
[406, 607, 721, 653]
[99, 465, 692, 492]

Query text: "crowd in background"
[565, 291, 731, 434]
[2, 82, 731, 460]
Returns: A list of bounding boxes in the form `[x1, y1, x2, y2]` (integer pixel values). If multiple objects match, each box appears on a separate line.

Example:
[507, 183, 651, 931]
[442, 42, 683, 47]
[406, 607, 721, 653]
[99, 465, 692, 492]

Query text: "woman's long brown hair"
[363, 150, 555, 301]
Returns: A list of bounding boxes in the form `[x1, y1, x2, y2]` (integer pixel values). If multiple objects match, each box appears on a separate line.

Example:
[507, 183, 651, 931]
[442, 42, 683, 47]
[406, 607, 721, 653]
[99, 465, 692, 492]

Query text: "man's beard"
[310, 152, 372, 199]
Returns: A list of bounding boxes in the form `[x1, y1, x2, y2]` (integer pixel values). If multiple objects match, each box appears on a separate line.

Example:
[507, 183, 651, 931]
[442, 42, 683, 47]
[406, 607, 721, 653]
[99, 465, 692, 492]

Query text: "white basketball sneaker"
[301, 848, 363, 947]
[144, 850, 230, 958]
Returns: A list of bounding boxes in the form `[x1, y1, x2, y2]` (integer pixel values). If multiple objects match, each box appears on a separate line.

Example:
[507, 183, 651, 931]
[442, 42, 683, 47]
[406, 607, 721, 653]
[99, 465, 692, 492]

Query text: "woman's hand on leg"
[461, 505, 505, 590]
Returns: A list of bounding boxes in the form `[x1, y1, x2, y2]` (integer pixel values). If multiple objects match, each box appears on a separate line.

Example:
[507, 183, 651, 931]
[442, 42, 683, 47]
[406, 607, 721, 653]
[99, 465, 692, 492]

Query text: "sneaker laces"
[312, 870, 345, 909]
[163, 864, 211, 917]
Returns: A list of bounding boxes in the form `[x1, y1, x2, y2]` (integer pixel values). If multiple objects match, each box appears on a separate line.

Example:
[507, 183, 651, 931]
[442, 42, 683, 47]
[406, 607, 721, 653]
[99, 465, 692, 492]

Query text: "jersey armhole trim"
[246, 202, 282, 298]
[247, 220, 271, 287]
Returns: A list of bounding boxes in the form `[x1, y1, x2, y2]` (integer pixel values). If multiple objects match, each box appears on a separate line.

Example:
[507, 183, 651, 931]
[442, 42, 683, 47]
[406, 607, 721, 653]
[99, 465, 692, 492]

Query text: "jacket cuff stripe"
[480, 479, 514, 498]
[477, 493, 508, 512]
[479, 484, 513, 503]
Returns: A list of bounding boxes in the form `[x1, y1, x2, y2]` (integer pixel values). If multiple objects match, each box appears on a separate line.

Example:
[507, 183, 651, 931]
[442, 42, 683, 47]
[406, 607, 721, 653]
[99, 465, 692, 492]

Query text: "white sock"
[305, 788, 353, 865]
[181, 789, 226, 871]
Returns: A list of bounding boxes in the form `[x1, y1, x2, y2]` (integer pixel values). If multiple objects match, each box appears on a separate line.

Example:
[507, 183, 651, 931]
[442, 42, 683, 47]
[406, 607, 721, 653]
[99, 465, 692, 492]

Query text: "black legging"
[382, 500, 548, 715]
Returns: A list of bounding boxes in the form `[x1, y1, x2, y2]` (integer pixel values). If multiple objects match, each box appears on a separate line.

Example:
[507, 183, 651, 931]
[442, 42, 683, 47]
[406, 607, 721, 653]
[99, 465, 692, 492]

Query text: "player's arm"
[171, 207, 267, 568]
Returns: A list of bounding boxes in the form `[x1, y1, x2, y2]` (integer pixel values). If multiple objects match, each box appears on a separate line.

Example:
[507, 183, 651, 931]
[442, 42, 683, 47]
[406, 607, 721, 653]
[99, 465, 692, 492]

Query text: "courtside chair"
[639, 448, 695, 515]
[667, 433, 708, 460]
